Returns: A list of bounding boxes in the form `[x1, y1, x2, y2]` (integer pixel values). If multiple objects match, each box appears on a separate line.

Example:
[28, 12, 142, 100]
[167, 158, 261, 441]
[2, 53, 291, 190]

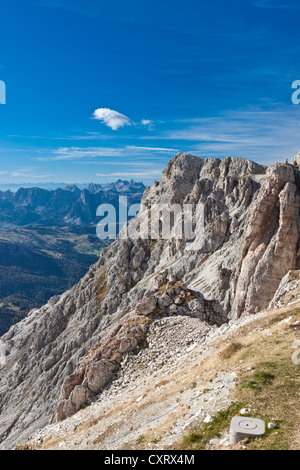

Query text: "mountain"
[0, 180, 146, 227]
[1, 153, 300, 449]
[0, 180, 146, 335]
[87, 180, 146, 195]
[0, 183, 87, 192]
[102, 179, 147, 194]
[20, 276, 300, 450]
[0, 226, 110, 336]
[0, 182, 104, 192]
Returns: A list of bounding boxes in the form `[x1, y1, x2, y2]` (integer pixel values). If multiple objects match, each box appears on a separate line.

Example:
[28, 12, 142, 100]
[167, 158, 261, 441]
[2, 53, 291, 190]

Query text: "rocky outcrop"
[56, 315, 153, 421]
[56, 271, 226, 421]
[1, 153, 300, 448]
[268, 270, 300, 309]
[232, 163, 300, 316]
[291, 151, 300, 168]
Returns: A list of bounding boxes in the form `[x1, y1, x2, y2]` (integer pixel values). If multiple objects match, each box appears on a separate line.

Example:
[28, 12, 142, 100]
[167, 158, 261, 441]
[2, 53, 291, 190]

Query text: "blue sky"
[1, 0, 300, 186]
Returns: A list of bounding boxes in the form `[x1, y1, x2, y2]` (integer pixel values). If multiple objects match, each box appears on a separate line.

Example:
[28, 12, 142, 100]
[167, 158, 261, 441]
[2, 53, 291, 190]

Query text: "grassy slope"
[16, 290, 300, 451]
[176, 304, 300, 450]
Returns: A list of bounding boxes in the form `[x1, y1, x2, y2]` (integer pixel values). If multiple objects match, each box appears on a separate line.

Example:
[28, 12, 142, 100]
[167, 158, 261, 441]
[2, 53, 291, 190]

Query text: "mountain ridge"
[1, 152, 300, 448]
[0, 179, 146, 194]
[0, 180, 146, 227]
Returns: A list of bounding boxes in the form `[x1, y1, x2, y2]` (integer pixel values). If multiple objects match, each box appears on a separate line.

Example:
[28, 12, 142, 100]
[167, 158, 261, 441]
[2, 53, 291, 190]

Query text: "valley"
[0, 226, 108, 335]
[0, 180, 145, 334]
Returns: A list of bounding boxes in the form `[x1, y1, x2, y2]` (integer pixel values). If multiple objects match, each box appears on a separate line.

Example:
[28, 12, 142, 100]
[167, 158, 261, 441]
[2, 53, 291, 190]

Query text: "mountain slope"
[0, 227, 108, 335]
[22, 290, 300, 451]
[0, 153, 300, 449]
[0, 180, 145, 333]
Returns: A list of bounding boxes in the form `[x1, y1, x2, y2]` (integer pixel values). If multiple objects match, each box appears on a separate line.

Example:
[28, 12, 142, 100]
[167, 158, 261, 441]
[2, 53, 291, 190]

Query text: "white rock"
[186, 344, 198, 353]
[240, 408, 251, 415]
[136, 394, 146, 403]
[203, 415, 213, 424]
[220, 438, 230, 445]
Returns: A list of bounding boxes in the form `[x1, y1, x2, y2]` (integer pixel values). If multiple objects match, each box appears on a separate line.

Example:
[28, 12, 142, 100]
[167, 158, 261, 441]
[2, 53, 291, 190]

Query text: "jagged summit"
[291, 151, 300, 167]
[63, 184, 81, 194]
[166, 151, 267, 169]
[0, 152, 300, 448]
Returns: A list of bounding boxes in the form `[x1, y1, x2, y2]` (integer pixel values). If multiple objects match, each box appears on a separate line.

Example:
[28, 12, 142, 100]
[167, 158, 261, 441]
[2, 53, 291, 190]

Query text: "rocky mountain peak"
[291, 151, 300, 168]
[1, 153, 300, 448]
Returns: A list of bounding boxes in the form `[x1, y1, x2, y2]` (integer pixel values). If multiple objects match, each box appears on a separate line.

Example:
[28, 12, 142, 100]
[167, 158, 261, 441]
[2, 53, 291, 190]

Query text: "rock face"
[268, 270, 300, 309]
[56, 315, 152, 421]
[1, 153, 300, 448]
[232, 163, 300, 316]
[56, 271, 227, 421]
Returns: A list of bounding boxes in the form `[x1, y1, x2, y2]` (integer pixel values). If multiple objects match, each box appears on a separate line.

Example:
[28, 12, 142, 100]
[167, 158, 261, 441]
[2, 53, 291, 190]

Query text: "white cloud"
[9, 168, 54, 179]
[36, 145, 179, 161]
[92, 108, 131, 130]
[91, 108, 155, 131]
[142, 106, 300, 163]
[141, 119, 154, 129]
[95, 171, 163, 178]
[126, 145, 178, 152]
[10, 167, 35, 177]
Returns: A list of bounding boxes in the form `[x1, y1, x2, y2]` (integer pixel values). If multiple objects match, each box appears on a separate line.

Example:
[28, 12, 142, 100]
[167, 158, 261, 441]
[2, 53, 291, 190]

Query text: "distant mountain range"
[0, 182, 86, 192]
[0, 179, 146, 193]
[0, 179, 146, 227]
[0, 179, 146, 334]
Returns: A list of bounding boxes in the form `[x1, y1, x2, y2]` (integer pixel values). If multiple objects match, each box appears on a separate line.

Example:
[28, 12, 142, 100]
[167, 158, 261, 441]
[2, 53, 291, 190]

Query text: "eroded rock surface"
[269, 270, 300, 309]
[1, 153, 300, 448]
[232, 163, 300, 316]
[56, 271, 226, 420]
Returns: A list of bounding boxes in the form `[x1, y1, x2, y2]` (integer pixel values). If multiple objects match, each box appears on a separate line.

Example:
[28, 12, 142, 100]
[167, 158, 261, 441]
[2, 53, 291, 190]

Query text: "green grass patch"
[260, 362, 278, 369]
[221, 341, 245, 359]
[180, 402, 244, 450]
[236, 335, 300, 449]
[136, 435, 147, 445]
[244, 371, 275, 390]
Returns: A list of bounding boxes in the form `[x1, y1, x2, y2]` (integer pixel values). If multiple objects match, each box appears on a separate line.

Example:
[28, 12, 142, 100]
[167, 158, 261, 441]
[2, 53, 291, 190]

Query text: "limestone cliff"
[1, 153, 300, 448]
